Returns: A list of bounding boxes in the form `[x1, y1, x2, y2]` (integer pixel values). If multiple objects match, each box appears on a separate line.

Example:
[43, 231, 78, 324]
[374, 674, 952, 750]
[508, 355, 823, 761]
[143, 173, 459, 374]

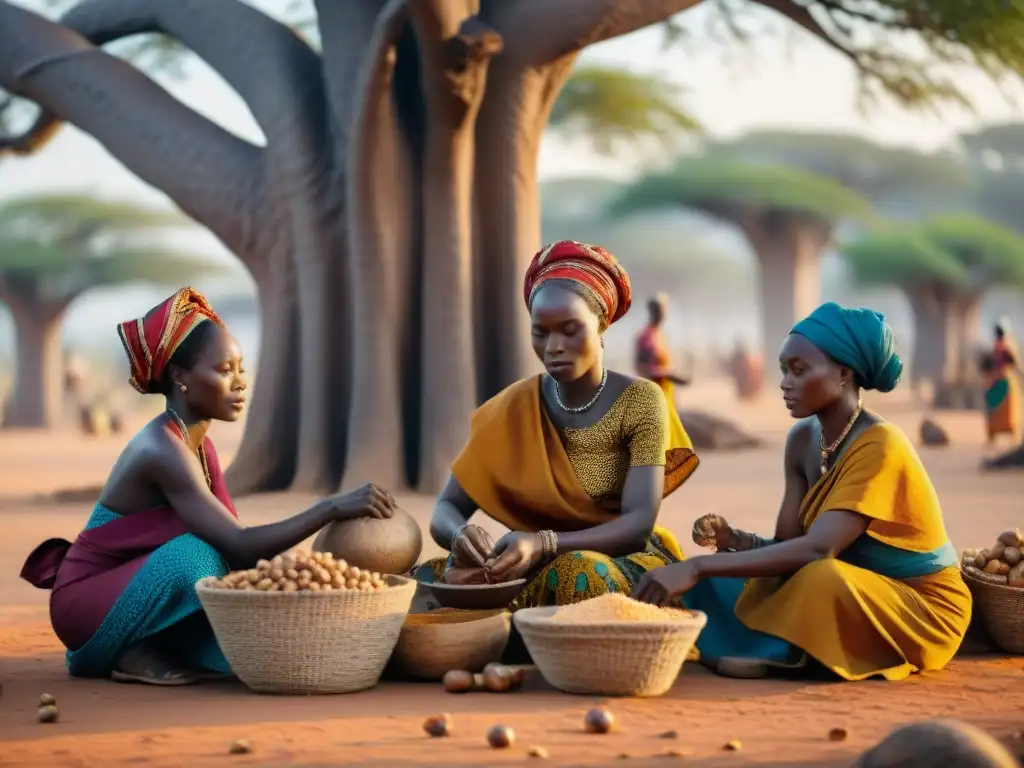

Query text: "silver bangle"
[450, 524, 468, 552]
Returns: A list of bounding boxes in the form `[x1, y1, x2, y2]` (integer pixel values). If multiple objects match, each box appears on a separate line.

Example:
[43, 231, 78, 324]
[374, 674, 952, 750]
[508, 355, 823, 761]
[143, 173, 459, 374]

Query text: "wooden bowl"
[313, 508, 423, 575]
[427, 579, 526, 610]
[390, 608, 512, 680]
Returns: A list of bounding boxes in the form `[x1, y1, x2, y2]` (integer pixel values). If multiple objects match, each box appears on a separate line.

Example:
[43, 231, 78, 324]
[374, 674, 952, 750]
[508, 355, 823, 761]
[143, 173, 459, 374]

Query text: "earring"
[179, 384, 187, 393]
[600, 337, 605, 348]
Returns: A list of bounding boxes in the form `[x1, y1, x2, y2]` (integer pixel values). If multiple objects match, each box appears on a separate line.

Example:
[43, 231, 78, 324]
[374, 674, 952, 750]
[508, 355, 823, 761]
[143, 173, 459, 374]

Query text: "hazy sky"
[0, 1, 1021, 356]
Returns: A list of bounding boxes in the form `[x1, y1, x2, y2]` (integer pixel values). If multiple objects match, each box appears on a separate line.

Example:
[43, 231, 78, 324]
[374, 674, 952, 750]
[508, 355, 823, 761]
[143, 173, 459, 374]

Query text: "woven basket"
[962, 569, 1024, 654]
[390, 608, 512, 680]
[196, 574, 416, 694]
[513, 607, 707, 697]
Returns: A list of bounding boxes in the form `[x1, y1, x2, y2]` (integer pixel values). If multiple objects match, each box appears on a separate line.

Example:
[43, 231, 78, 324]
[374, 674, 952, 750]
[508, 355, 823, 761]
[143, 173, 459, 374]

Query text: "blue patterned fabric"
[66, 503, 231, 678]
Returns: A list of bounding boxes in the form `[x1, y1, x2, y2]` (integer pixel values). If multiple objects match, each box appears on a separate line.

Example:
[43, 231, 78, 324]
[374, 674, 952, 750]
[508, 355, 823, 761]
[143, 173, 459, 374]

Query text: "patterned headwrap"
[523, 240, 632, 329]
[116, 287, 224, 394]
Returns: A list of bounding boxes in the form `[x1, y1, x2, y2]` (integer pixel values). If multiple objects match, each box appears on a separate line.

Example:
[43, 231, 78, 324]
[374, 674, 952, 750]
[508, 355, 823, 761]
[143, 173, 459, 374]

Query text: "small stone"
[617, 753, 630, 760]
[228, 739, 252, 754]
[659, 729, 679, 739]
[39, 693, 56, 707]
[829, 727, 849, 742]
[487, 725, 515, 748]
[527, 745, 549, 759]
[37, 705, 59, 724]
[665, 748, 690, 757]
[423, 714, 452, 738]
[724, 739, 742, 751]
[584, 707, 615, 734]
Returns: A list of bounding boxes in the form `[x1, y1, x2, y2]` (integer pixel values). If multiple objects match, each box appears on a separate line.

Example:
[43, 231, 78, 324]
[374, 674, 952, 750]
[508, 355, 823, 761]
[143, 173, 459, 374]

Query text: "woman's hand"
[633, 560, 702, 605]
[451, 524, 496, 568]
[485, 531, 544, 583]
[326, 483, 396, 520]
[692, 514, 735, 552]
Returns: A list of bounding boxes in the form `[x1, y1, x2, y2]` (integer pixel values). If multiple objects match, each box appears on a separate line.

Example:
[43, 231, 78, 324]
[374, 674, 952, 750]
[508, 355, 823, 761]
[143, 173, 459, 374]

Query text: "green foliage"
[549, 66, 702, 155]
[756, 0, 1024, 110]
[0, 193, 224, 299]
[840, 211, 1024, 294]
[960, 122, 1024, 161]
[609, 156, 875, 225]
[840, 228, 968, 288]
[710, 130, 972, 196]
[919, 212, 1024, 286]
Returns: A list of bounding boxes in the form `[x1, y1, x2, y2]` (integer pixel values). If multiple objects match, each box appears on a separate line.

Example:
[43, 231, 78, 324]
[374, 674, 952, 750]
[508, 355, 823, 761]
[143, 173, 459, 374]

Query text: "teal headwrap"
[790, 302, 904, 393]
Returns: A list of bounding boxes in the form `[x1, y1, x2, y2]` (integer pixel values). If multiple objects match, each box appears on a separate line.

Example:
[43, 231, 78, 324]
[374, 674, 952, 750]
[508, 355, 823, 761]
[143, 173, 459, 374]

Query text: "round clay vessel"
[313, 507, 423, 575]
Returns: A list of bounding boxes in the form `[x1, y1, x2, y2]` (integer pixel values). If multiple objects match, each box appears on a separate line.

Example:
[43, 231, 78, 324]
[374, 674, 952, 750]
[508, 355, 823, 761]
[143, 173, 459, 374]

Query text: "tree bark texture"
[0, 0, 703, 494]
[0, 289, 68, 429]
[740, 211, 830, 359]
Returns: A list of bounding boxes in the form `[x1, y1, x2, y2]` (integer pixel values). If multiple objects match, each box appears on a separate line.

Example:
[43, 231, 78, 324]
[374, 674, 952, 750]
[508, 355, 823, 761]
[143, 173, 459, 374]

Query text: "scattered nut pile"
[961, 529, 1024, 587]
[443, 663, 525, 693]
[208, 550, 388, 593]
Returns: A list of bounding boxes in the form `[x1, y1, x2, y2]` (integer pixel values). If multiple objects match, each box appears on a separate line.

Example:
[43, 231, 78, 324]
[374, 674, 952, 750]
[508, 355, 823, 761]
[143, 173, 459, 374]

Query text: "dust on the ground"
[1, 379, 1022, 766]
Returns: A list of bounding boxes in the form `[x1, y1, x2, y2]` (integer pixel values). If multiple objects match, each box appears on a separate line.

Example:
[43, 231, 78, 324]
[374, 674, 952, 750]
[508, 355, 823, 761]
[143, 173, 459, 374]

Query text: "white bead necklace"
[551, 368, 608, 414]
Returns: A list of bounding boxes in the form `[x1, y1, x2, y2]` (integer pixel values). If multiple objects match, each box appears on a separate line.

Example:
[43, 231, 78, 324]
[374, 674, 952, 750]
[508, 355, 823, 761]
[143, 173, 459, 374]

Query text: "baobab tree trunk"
[932, 292, 985, 410]
[1, 297, 66, 429]
[411, 4, 502, 493]
[335, 0, 417, 491]
[741, 212, 829, 359]
[472, 56, 575, 399]
[906, 285, 949, 392]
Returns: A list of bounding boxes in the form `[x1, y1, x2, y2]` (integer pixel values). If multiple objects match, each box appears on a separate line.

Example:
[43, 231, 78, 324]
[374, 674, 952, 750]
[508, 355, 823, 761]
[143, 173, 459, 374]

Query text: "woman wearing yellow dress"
[636, 302, 971, 681]
[412, 240, 699, 608]
[982, 318, 1021, 446]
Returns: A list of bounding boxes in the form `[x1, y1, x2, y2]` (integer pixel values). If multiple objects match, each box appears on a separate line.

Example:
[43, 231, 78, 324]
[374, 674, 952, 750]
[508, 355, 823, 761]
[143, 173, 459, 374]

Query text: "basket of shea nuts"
[961, 528, 1024, 654]
[196, 549, 416, 694]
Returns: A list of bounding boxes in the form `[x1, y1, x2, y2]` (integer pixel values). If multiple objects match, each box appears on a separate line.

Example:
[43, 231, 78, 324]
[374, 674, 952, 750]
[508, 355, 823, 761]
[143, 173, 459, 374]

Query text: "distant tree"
[712, 131, 973, 218]
[610, 156, 874, 355]
[0, 193, 225, 428]
[958, 123, 1024, 233]
[841, 214, 1024, 405]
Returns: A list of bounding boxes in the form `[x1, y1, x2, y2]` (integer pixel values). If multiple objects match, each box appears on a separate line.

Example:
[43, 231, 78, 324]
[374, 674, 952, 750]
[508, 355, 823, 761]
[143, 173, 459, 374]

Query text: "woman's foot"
[112, 643, 198, 686]
[714, 657, 768, 679]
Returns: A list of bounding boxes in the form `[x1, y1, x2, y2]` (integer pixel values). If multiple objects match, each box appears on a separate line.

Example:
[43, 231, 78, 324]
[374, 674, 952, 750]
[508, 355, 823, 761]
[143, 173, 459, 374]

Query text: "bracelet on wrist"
[450, 524, 468, 552]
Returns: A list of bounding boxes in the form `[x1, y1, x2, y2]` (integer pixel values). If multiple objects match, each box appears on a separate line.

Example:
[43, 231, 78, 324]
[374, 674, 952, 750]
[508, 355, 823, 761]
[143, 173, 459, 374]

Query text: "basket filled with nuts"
[513, 593, 707, 697]
[960, 528, 1024, 654]
[196, 550, 416, 694]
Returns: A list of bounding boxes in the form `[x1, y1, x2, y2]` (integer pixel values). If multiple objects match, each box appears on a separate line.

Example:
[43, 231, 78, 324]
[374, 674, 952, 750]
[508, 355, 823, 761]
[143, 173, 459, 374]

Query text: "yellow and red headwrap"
[523, 240, 632, 328]
[116, 287, 224, 395]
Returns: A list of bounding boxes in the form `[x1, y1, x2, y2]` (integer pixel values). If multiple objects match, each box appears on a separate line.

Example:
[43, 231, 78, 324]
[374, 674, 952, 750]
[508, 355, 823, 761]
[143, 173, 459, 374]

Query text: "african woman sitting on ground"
[634, 302, 971, 681]
[20, 288, 397, 686]
[412, 240, 699, 608]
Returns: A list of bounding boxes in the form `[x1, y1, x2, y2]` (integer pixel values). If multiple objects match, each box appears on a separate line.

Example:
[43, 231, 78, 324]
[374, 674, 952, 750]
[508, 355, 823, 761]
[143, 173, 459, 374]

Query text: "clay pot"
[312, 507, 423, 575]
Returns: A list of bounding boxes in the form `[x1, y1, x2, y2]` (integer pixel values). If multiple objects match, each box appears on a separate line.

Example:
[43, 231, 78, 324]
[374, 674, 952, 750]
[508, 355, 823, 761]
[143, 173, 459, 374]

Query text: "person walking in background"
[635, 292, 691, 410]
[982, 317, 1021, 446]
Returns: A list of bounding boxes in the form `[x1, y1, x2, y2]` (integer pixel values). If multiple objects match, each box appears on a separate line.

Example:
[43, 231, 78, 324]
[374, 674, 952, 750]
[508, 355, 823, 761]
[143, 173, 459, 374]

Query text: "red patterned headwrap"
[523, 240, 632, 329]
[116, 287, 224, 395]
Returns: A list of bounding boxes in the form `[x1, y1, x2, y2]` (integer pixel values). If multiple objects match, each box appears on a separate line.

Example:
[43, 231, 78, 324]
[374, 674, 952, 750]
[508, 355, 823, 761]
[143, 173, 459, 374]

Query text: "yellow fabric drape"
[733, 423, 972, 681]
[450, 375, 698, 534]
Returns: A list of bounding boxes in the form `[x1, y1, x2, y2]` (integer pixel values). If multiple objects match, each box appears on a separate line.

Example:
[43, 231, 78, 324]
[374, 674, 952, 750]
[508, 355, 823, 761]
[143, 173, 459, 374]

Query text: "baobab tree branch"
[0, 1, 267, 264]
[60, 0, 332, 180]
[488, 0, 702, 67]
[753, 0, 862, 68]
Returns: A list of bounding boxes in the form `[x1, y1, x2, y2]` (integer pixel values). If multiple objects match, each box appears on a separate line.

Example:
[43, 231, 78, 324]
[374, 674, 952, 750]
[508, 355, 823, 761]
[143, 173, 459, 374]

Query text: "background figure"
[982, 318, 1021, 446]
[728, 337, 764, 401]
[635, 293, 690, 410]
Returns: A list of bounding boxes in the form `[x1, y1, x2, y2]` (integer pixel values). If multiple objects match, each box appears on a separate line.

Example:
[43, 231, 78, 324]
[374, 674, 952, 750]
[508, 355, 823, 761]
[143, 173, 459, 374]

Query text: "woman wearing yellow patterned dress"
[635, 302, 971, 681]
[412, 240, 699, 608]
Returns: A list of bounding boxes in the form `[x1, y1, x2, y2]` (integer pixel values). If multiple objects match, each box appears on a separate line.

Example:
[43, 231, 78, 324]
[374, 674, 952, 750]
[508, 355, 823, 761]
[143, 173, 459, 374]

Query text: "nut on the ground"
[37, 705, 59, 724]
[829, 727, 849, 742]
[584, 707, 615, 734]
[659, 729, 679, 739]
[423, 713, 453, 737]
[487, 724, 515, 748]
[724, 739, 742, 751]
[228, 739, 252, 754]
[527, 745, 550, 759]
[39, 693, 56, 707]
[442, 670, 473, 693]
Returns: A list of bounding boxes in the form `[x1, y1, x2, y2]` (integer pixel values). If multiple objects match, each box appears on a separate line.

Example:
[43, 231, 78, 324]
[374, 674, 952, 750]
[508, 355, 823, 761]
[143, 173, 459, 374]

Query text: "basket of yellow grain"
[389, 607, 512, 680]
[513, 594, 707, 697]
[960, 529, 1024, 654]
[196, 550, 416, 694]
